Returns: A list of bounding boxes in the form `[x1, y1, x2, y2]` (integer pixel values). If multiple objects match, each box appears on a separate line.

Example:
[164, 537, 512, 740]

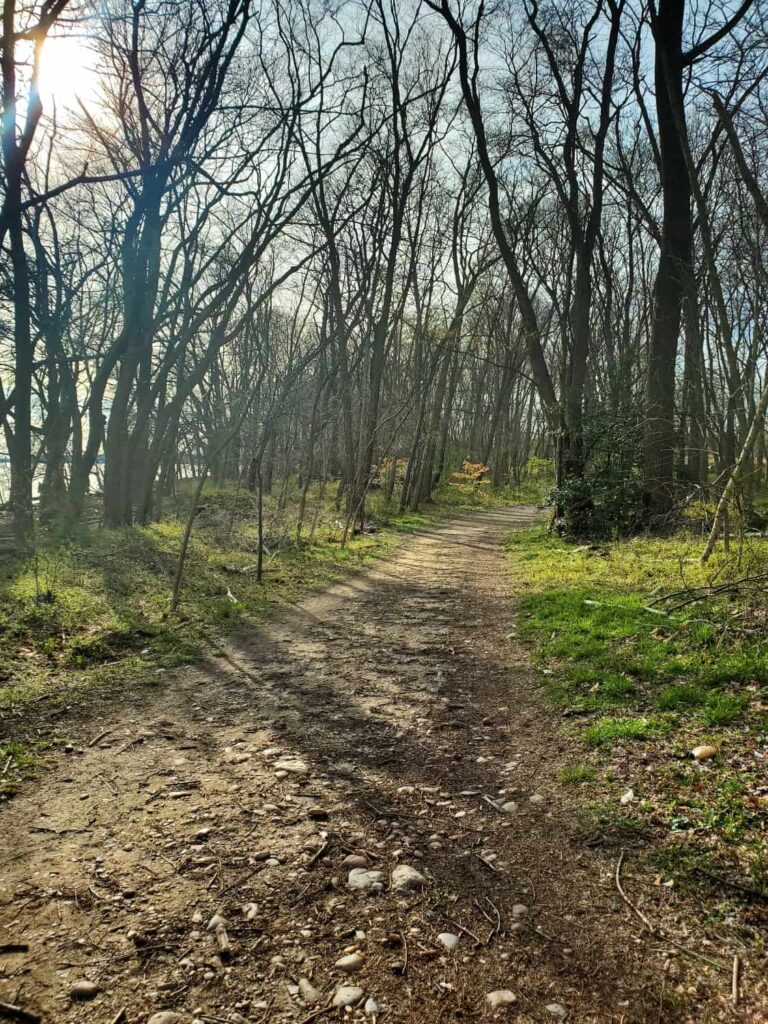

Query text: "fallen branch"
[481, 794, 504, 814]
[0, 1002, 41, 1024]
[692, 866, 768, 902]
[115, 734, 153, 755]
[732, 954, 741, 1005]
[88, 729, 112, 747]
[615, 850, 727, 973]
[307, 838, 330, 868]
[445, 916, 482, 946]
[615, 850, 655, 932]
[297, 1001, 334, 1024]
[650, 573, 768, 613]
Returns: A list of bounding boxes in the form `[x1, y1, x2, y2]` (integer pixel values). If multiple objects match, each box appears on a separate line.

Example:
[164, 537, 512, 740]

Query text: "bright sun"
[39, 34, 99, 112]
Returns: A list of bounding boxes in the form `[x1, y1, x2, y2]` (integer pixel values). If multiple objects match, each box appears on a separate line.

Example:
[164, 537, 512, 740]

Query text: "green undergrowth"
[508, 526, 768, 893]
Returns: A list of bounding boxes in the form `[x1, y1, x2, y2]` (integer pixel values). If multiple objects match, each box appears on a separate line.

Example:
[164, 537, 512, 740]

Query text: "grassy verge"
[507, 526, 768, 899]
[0, 477, 536, 797]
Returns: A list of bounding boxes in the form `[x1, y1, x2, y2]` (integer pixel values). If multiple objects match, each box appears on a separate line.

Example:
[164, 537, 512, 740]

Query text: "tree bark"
[644, 0, 691, 516]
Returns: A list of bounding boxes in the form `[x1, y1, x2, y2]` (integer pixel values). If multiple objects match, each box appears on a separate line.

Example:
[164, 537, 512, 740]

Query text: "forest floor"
[0, 506, 765, 1024]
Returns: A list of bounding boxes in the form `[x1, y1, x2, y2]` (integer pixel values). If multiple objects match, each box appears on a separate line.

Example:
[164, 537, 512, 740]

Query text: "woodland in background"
[2, 0, 768, 548]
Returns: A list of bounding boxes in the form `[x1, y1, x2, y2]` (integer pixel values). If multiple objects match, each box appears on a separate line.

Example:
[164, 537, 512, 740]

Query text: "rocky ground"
[0, 507, 756, 1023]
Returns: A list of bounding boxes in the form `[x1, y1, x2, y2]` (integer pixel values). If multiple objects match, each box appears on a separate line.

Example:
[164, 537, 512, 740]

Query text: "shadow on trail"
[197, 505, 661, 1022]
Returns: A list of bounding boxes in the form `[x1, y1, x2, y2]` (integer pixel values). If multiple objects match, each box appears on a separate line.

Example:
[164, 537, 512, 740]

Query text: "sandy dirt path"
[0, 508, 725, 1023]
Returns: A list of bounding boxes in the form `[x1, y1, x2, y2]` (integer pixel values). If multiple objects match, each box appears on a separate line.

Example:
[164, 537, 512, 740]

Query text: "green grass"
[0, 741, 46, 799]
[584, 715, 663, 747]
[700, 693, 749, 726]
[509, 528, 767, 724]
[656, 683, 707, 711]
[558, 763, 596, 785]
[507, 523, 768, 867]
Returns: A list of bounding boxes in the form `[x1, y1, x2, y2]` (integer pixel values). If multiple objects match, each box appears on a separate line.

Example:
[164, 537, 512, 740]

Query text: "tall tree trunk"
[644, 0, 691, 515]
[681, 268, 707, 483]
[6, 204, 34, 543]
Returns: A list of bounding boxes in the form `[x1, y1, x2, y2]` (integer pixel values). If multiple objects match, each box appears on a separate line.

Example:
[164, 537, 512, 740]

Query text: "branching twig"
[615, 851, 728, 973]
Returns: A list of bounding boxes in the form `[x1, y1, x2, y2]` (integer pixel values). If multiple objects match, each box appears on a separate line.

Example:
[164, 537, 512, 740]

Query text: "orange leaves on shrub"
[451, 460, 491, 489]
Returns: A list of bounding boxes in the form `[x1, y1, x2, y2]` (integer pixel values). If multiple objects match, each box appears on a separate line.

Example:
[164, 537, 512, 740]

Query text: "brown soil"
[0, 508, 758, 1023]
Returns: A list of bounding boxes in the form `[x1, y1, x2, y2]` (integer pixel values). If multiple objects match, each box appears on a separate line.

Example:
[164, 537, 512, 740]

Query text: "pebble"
[206, 913, 228, 932]
[437, 932, 460, 951]
[501, 801, 518, 813]
[529, 793, 545, 805]
[70, 980, 100, 1000]
[546, 1004, 568, 1019]
[486, 990, 517, 1008]
[348, 868, 385, 891]
[332, 986, 364, 1008]
[391, 863, 427, 892]
[364, 997, 380, 1015]
[511, 904, 528, 919]
[274, 757, 309, 774]
[335, 952, 364, 973]
[298, 978, 323, 1004]
[341, 854, 368, 869]
[147, 1014, 185, 1024]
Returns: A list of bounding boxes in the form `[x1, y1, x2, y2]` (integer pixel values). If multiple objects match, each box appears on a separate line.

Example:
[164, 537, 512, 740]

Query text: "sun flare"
[39, 33, 99, 111]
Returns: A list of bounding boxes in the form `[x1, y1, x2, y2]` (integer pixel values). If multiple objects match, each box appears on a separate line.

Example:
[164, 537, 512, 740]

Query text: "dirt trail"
[0, 508, 720, 1023]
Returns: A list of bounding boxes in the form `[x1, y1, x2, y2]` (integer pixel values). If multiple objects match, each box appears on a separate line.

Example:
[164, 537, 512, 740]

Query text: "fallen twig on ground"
[692, 867, 768, 903]
[297, 1001, 335, 1024]
[615, 850, 655, 932]
[732, 955, 741, 1005]
[0, 1001, 40, 1024]
[615, 850, 727, 973]
[650, 572, 768, 613]
[445, 916, 482, 946]
[307, 837, 330, 867]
